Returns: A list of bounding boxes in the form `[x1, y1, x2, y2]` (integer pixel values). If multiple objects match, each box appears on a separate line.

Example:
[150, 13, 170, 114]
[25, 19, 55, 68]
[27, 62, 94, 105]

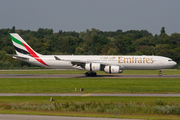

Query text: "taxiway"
[0, 74, 180, 78]
[0, 114, 136, 120]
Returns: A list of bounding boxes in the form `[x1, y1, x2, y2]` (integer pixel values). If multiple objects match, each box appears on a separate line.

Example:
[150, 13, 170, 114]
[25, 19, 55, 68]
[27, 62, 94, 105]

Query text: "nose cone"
[172, 61, 177, 67]
[173, 61, 177, 66]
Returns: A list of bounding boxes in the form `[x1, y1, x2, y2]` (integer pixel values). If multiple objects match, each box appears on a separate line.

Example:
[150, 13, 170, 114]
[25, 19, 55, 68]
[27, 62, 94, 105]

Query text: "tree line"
[0, 26, 180, 68]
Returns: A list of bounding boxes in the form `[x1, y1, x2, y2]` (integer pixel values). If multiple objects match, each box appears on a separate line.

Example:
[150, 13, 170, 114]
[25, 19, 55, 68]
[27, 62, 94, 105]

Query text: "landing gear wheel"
[158, 73, 162, 76]
[85, 72, 89, 76]
[85, 71, 97, 76]
[92, 72, 97, 76]
[158, 70, 162, 76]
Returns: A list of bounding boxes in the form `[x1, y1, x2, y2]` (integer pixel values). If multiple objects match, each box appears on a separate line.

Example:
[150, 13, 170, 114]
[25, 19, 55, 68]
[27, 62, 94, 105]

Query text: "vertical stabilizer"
[10, 33, 49, 67]
[10, 33, 41, 56]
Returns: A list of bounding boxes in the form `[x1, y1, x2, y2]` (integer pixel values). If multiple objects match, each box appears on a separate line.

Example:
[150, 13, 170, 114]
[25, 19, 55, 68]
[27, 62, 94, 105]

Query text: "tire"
[85, 72, 89, 76]
[158, 73, 162, 76]
[93, 72, 97, 76]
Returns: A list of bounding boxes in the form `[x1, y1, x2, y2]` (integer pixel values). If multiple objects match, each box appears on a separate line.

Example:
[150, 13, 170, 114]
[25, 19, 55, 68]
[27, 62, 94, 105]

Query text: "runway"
[1, 74, 180, 78]
[0, 93, 180, 97]
[0, 114, 135, 120]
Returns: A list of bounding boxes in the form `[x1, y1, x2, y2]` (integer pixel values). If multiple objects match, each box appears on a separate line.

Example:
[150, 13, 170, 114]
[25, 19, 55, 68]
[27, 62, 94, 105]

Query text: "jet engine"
[85, 63, 101, 71]
[104, 65, 123, 74]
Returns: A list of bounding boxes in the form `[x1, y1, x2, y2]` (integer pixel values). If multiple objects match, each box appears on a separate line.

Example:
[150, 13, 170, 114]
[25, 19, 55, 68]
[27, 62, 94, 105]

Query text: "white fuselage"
[22, 55, 177, 70]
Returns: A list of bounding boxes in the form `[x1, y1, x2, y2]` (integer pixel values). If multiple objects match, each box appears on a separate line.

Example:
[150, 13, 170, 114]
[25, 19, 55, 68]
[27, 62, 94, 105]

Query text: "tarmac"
[0, 114, 139, 120]
[1, 74, 180, 78]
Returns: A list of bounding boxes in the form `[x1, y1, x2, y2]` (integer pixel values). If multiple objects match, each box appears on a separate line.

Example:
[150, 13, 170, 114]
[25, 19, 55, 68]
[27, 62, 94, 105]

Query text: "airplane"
[8, 33, 177, 76]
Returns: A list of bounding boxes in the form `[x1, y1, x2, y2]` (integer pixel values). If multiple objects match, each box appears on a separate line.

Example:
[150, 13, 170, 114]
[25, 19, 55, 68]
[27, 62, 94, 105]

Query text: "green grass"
[0, 69, 179, 75]
[1, 96, 180, 119]
[0, 96, 180, 104]
[0, 78, 180, 93]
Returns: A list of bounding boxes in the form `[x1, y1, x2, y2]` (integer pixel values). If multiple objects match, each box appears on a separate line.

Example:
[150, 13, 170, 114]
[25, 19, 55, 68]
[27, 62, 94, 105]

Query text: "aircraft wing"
[54, 56, 86, 69]
[54, 56, 123, 70]
[54, 56, 86, 63]
[54, 56, 102, 64]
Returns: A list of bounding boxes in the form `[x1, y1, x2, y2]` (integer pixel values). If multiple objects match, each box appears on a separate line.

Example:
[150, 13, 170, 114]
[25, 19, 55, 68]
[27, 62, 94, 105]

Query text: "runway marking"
[81, 93, 93, 96]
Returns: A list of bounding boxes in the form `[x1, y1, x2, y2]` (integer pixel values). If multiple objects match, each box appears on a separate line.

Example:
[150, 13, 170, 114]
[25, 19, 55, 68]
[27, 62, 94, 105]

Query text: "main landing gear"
[85, 71, 97, 76]
[158, 70, 162, 76]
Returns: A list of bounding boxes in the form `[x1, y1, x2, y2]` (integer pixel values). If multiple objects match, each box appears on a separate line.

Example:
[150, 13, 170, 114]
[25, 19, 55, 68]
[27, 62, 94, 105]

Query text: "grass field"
[1, 96, 180, 119]
[1, 72, 180, 119]
[0, 78, 180, 93]
[0, 69, 179, 75]
[0, 96, 180, 104]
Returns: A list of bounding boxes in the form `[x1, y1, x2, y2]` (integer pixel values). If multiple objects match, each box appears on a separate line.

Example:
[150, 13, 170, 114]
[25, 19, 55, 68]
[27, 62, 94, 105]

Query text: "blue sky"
[0, 0, 180, 35]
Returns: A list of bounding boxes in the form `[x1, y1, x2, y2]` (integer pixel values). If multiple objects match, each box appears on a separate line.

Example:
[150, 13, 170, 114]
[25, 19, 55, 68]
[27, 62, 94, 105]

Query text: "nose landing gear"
[85, 71, 97, 76]
[158, 70, 162, 76]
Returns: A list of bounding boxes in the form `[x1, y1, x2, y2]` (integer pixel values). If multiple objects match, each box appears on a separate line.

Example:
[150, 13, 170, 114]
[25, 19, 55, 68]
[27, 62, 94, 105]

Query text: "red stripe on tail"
[22, 43, 49, 67]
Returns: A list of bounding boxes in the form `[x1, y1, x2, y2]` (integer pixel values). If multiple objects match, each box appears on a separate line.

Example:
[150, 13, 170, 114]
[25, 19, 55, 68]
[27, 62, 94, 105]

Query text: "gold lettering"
[132, 57, 134, 63]
[110, 57, 116, 59]
[146, 58, 150, 63]
[146, 58, 154, 64]
[135, 58, 138, 63]
[150, 58, 154, 64]
[124, 58, 131, 63]
[143, 57, 146, 63]
[118, 57, 154, 64]
[124, 58, 128, 63]
[138, 58, 142, 63]
[118, 57, 123, 63]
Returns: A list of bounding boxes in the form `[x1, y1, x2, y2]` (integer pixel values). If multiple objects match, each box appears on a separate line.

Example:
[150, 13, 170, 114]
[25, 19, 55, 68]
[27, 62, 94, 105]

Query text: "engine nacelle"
[85, 63, 101, 71]
[104, 65, 123, 74]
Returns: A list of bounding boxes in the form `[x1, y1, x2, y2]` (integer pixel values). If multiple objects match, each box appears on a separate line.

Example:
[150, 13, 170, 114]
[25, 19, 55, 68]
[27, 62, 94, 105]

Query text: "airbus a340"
[8, 33, 177, 76]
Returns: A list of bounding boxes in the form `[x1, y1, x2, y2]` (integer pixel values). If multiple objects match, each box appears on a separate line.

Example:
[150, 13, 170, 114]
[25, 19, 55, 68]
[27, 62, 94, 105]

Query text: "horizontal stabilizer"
[6, 54, 29, 60]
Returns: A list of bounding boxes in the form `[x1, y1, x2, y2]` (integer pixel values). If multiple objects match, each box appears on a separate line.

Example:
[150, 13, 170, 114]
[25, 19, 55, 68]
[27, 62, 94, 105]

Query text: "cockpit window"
[168, 60, 173, 61]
